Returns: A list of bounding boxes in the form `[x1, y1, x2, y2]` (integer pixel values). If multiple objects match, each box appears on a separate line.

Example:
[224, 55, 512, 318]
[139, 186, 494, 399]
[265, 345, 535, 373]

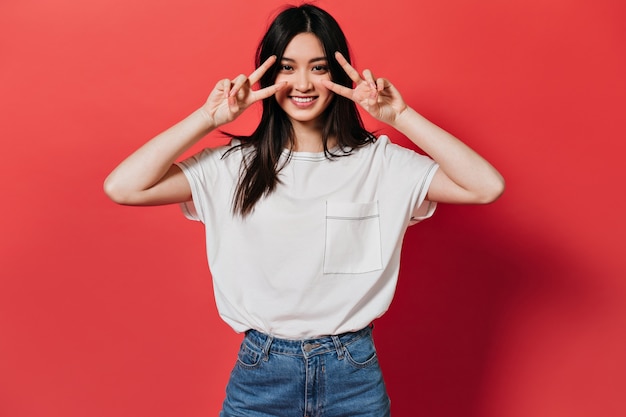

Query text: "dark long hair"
[225, 4, 375, 216]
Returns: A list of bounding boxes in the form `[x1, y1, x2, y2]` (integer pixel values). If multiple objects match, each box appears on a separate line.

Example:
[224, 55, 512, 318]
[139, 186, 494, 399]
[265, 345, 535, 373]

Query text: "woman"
[104, 4, 504, 416]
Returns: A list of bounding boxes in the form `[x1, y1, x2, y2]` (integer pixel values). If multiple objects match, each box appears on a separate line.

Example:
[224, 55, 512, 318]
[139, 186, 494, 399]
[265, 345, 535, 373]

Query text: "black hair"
[226, 3, 375, 216]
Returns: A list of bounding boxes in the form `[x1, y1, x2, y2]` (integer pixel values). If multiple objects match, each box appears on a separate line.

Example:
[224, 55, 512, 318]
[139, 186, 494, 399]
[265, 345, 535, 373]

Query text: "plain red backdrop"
[1, 0, 625, 416]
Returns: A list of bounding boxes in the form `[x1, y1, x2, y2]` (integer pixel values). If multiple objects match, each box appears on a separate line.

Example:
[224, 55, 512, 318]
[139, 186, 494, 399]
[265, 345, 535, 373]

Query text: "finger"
[362, 69, 377, 95]
[248, 55, 277, 85]
[376, 77, 386, 92]
[229, 74, 248, 97]
[221, 78, 232, 99]
[379, 78, 398, 97]
[228, 93, 239, 113]
[321, 79, 354, 100]
[334, 52, 362, 84]
[362, 69, 376, 85]
[253, 81, 287, 101]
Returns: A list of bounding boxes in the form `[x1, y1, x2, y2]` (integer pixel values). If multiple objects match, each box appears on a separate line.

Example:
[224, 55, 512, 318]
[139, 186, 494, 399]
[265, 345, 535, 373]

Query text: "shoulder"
[365, 134, 438, 173]
[176, 141, 248, 182]
[187, 139, 246, 163]
[364, 135, 426, 160]
[359, 135, 411, 154]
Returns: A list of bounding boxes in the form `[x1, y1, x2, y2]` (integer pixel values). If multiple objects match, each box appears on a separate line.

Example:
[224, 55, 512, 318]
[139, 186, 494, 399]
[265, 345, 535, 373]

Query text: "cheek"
[274, 74, 290, 89]
[274, 90, 288, 105]
[313, 78, 332, 93]
[273, 78, 288, 98]
[315, 81, 334, 102]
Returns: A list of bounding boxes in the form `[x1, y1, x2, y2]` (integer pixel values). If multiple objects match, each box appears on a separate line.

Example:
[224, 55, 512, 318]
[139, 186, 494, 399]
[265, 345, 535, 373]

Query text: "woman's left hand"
[322, 52, 408, 125]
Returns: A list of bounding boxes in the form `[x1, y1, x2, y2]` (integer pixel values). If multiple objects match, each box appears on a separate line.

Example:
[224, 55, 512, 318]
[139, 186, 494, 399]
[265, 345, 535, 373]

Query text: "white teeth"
[292, 97, 314, 103]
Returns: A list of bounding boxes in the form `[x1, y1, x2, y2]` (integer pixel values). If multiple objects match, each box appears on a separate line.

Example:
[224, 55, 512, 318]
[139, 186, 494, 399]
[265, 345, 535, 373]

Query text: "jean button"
[303, 343, 320, 352]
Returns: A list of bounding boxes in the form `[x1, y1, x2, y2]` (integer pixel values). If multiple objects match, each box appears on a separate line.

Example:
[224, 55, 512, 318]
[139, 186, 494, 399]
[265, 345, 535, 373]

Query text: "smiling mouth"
[291, 96, 316, 103]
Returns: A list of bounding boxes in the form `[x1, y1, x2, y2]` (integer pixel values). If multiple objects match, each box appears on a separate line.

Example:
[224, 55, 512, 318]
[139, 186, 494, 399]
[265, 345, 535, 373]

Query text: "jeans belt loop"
[262, 334, 274, 362]
[331, 335, 344, 360]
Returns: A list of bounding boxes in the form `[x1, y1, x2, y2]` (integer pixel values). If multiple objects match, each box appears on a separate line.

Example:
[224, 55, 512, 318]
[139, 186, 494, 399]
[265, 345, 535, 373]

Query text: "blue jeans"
[219, 326, 391, 417]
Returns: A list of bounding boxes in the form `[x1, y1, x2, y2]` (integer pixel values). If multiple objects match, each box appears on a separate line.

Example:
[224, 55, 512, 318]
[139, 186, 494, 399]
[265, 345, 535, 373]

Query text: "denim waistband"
[244, 325, 373, 358]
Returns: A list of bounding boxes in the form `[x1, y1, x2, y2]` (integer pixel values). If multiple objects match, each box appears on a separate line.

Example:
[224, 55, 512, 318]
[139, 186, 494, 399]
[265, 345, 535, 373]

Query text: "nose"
[294, 70, 312, 92]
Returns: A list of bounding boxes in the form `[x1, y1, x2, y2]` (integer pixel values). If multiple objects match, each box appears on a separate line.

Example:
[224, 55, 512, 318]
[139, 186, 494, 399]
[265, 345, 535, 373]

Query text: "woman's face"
[274, 33, 334, 130]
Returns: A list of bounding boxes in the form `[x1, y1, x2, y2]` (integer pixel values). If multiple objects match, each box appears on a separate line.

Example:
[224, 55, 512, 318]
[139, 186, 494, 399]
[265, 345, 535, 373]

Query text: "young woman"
[104, 4, 504, 416]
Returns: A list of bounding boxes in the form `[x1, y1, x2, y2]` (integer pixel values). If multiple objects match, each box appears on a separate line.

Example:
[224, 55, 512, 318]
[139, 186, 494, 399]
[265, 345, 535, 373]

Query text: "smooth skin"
[104, 39, 504, 206]
[273, 33, 336, 152]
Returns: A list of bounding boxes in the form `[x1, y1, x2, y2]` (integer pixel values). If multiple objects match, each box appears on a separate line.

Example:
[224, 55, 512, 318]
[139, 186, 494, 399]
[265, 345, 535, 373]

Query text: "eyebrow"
[281, 56, 328, 63]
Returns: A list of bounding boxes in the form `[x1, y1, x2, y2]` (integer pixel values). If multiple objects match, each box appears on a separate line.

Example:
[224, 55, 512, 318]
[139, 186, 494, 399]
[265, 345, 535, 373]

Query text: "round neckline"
[282, 145, 354, 162]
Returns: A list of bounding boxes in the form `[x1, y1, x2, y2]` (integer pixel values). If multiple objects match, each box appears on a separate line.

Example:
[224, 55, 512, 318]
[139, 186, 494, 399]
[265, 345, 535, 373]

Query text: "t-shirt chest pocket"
[323, 201, 383, 274]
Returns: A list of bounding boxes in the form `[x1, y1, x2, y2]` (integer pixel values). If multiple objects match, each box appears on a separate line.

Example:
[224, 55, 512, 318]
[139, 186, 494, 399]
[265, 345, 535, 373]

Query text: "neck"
[290, 121, 336, 152]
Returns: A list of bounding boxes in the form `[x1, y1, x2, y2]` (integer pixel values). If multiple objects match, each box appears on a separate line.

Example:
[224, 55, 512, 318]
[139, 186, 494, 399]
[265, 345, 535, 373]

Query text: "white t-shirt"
[176, 135, 438, 339]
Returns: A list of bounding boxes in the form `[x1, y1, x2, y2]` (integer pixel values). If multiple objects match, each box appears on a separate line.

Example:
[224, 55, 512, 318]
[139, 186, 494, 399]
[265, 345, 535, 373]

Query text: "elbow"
[103, 175, 132, 205]
[477, 176, 506, 204]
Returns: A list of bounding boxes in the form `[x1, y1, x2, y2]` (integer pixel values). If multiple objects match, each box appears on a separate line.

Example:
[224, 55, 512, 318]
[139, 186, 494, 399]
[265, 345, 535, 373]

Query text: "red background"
[1, 0, 625, 416]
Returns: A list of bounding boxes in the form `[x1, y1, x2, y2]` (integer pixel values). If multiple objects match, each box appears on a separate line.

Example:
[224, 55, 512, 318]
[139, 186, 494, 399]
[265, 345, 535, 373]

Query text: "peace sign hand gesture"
[201, 55, 286, 127]
[322, 52, 408, 126]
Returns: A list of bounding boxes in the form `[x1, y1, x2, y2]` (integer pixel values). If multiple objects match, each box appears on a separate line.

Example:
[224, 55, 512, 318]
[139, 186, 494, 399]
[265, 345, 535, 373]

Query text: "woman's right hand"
[200, 55, 286, 127]
[104, 56, 285, 206]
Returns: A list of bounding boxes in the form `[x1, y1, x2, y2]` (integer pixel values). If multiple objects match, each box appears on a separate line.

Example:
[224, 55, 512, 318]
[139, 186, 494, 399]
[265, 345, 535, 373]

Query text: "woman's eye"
[280, 65, 293, 71]
[312, 65, 329, 72]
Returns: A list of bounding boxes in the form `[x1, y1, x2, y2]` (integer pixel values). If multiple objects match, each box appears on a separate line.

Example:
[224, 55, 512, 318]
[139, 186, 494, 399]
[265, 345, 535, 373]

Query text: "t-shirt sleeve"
[408, 160, 438, 225]
[174, 146, 227, 223]
[378, 136, 439, 225]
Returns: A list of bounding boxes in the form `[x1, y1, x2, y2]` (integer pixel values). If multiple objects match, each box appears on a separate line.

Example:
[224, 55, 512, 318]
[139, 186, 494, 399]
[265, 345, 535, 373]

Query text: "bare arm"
[103, 109, 213, 205]
[104, 56, 286, 206]
[391, 107, 505, 204]
[323, 52, 505, 204]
